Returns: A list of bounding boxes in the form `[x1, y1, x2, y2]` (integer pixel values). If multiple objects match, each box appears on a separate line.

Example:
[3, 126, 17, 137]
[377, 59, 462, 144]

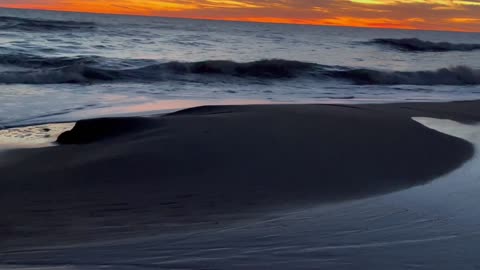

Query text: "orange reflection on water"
[80, 99, 281, 117]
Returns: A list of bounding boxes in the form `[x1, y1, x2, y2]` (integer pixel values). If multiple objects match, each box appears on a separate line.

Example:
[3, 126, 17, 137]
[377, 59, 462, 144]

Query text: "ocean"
[1, 8, 480, 127]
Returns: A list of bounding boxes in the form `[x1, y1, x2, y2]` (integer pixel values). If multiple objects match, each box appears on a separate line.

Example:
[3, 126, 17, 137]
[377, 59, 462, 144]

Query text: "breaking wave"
[0, 54, 479, 86]
[369, 38, 480, 52]
[0, 54, 101, 68]
[0, 16, 96, 32]
[327, 66, 480, 85]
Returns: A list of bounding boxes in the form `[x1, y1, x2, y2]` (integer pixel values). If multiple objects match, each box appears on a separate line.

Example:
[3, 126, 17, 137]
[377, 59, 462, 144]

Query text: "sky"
[1, 0, 480, 32]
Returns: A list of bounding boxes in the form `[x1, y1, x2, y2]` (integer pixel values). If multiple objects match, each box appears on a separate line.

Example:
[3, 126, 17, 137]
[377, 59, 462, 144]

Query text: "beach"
[2, 5, 480, 270]
[1, 100, 479, 260]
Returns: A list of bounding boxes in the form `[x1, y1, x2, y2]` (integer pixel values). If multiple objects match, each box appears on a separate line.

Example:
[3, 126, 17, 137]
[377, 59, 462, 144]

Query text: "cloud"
[448, 17, 480, 23]
[407, 17, 425, 22]
[1, 0, 480, 31]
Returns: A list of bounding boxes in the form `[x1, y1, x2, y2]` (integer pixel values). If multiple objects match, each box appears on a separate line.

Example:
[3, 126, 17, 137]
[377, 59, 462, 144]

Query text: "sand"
[1, 100, 479, 252]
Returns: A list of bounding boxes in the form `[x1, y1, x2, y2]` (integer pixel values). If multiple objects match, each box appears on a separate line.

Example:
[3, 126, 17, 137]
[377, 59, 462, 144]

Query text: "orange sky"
[1, 0, 480, 32]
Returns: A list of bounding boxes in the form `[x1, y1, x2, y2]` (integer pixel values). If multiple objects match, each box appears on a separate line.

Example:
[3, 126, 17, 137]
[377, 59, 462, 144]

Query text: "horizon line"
[0, 6, 478, 34]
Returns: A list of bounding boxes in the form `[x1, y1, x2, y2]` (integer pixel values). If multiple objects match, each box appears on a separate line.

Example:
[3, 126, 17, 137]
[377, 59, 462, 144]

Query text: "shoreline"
[3, 97, 480, 131]
[1, 100, 480, 250]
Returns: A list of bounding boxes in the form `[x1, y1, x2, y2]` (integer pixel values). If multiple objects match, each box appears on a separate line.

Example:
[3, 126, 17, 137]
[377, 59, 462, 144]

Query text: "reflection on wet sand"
[1, 103, 480, 269]
[66, 98, 285, 120]
[0, 123, 75, 149]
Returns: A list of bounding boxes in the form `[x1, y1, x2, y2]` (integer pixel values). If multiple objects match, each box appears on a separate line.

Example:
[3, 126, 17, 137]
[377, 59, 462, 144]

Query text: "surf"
[368, 38, 480, 52]
[1, 55, 479, 86]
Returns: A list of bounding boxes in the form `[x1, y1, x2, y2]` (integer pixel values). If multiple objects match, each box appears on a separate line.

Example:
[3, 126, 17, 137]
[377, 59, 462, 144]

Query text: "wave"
[327, 66, 480, 85]
[0, 55, 479, 86]
[369, 38, 480, 52]
[0, 16, 96, 32]
[0, 54, 101, 68]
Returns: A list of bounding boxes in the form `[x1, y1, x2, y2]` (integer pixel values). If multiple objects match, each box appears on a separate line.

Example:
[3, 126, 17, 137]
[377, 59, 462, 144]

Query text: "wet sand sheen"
[0, 123, 75, 150]
[3, 116, 480, 270]
[1, 100, 480, 253]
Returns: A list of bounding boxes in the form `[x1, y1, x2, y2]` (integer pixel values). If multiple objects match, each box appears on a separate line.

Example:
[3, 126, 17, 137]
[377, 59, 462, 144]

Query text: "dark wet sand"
[1, 100, 479, 250]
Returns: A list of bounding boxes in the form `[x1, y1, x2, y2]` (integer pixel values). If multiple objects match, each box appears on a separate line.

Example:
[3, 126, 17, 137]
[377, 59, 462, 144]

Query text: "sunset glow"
[1, 0, 480, 32]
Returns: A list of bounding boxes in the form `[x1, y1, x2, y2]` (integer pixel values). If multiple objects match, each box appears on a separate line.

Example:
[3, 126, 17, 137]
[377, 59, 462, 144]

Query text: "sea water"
[1, 8, 480, 127]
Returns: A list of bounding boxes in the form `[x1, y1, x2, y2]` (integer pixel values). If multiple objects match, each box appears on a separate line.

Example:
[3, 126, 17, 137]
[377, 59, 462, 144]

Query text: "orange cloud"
[1, 0, 480, 32]
[407, 17, 425, 22]
[193, 16, 423, 30]
[0, 1, 200, 14]
[448, 17, 480, 23]
[312, 16, 418, 29]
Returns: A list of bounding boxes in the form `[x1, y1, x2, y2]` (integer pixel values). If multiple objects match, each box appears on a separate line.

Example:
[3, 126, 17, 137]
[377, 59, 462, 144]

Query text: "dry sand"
[1, 100, 479, 250]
